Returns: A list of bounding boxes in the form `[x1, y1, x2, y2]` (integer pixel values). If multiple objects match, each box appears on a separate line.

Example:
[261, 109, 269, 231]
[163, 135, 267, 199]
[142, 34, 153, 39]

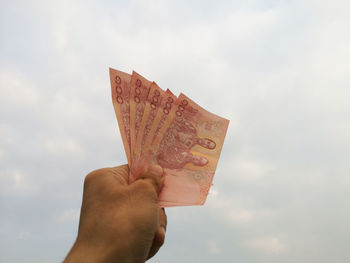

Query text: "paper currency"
[151, 94, 229, 205]
[129, 71, 152, 158]
[142, 89, 177, 154]
[110, 68, 132, 165]
[131, 82, 165, 178]
[109, 68, 229, 207]
[130, 89, 178, 181]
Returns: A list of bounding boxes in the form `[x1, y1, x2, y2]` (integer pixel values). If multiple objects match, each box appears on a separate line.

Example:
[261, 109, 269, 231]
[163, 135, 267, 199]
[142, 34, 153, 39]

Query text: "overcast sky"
[1, 0, 350, 262]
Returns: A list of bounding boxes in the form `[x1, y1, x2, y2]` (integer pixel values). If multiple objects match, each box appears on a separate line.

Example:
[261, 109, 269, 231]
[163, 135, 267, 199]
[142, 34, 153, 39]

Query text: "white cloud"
[245, 235, 287, 255]
[42, 91, 91, 122]
[17, 231, 32, 240]
[208, 191, 274, 227]
[228, 209, 255, 225]
[229, 157, 275, 181]
[0, 70, 40, 108]
[0, 123, 15, 145]
[0, 169, 37, 196]
[56, 208, 79, 223]
[207, 239, 221, 255]
[44, 137, 85, 158]
[219, 9, 281, 42]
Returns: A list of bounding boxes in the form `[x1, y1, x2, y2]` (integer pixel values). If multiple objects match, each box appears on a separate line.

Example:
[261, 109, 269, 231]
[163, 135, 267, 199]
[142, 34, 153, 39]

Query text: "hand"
[64, 164, 167, 263]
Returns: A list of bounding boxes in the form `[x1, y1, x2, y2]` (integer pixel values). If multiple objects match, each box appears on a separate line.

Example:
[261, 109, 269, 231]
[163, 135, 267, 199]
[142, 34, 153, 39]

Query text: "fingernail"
[148, 164, 163, 178]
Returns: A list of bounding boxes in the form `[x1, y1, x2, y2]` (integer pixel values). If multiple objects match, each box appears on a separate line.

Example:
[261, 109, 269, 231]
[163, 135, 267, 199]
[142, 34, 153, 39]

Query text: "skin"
[64, 164, 167, 263]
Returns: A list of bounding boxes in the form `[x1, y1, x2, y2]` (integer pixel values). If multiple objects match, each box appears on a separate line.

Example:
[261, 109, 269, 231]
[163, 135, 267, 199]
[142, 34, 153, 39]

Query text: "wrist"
[64, 239, 137, 263]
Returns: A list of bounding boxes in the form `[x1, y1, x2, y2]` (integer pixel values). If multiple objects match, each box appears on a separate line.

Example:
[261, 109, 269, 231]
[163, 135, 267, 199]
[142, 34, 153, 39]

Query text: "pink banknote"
[109, 68, 132, 165]
[131, 82, 165, 176]
[141, 90, 177, 156]
[150, 94, 229, 206]
[129, 89, 178, 182]
[129, 71, 152, 163]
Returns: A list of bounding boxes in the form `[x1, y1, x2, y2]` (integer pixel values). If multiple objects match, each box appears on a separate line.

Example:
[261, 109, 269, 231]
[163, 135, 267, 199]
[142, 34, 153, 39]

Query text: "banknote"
[141, 90, 177, 157]
[131, 82, 165, 177]
[149, 93, 229, 205]
[109, 68, 132, 165]
[129, 89, 178, 182]
[129, 71, 152, 160]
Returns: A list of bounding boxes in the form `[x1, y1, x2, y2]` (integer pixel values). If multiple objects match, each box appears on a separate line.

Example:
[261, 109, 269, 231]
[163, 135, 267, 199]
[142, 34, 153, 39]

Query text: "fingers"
[84, 164, 129, 189]
[131, 164, 164, 196]
[147, 208, 167, 259]
[159, 207, 167, 232]
[108, 164, 129, 185]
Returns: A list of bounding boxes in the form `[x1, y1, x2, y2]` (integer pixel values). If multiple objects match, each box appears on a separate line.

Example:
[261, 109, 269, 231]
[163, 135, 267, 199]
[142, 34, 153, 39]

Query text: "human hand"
[64, 164, 167, 263]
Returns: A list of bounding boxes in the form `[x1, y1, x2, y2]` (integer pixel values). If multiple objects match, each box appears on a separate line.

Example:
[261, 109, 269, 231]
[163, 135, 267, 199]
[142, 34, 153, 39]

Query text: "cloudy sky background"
[1, 0, 350, 262]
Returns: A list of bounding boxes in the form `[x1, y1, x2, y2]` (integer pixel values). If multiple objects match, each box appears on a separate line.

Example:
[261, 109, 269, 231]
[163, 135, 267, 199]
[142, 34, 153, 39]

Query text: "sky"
[1, 0, 350, 262]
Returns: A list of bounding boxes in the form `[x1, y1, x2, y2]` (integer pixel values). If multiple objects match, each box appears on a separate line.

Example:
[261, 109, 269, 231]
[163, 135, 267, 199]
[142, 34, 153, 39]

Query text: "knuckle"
[156, 228, 165, 247]
[157, 235, 165, 247]
[84, 168, 110, 187]
[135, 179, 158, 196]
[161, 209, 167, 226]
[84, 172, 96, 186]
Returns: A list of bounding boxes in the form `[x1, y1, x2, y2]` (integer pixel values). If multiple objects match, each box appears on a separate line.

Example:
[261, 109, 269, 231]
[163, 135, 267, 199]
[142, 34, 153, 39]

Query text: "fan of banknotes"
[109, 68, 229, 207]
